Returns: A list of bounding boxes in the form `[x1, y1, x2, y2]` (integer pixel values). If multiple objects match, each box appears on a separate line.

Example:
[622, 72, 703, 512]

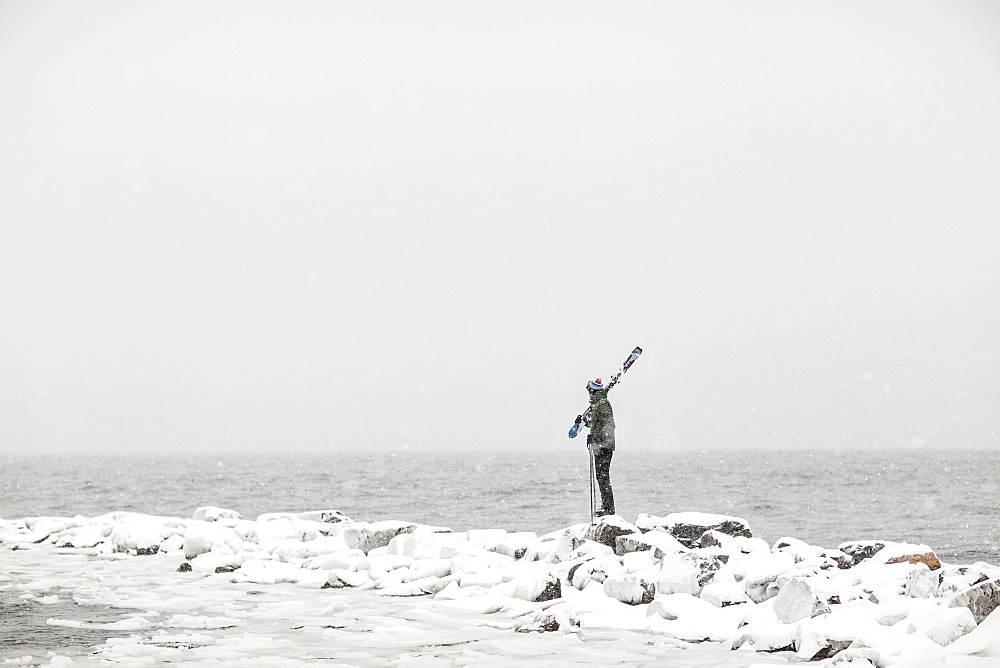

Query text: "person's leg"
[593, 448, 615, 515]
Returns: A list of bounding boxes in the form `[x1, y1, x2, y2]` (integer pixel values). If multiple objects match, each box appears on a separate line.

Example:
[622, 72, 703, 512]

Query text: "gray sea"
[2, 448, 998, 564]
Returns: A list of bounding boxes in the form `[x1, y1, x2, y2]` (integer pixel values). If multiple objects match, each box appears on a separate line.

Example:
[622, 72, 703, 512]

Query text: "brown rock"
[887, 552, 942, 571]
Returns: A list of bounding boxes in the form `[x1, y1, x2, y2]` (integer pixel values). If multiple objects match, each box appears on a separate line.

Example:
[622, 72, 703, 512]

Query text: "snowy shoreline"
[1, 508, 998, 666]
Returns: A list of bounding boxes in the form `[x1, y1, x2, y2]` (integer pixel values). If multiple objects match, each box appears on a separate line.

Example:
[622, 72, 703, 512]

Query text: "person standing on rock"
[577, 378, 616, 516]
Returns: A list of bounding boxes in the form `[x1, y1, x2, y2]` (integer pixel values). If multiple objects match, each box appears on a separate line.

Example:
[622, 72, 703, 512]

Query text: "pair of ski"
[567, 346, 642, 536]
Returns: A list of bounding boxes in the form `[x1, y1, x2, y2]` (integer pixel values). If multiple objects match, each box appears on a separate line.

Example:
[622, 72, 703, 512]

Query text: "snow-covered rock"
[590, 516, 640, 551]
[636, 512, 752, 549]
[603, 574, 655, 605]
[343, 520, 417, 554]
[615, 528, 688, 556]
[773, 576, 830, 623]
[192, 506, 242, 522]
[907, 606, 977, 646]
[700, 580, 748, 608]
[948, 577, 1000, 624]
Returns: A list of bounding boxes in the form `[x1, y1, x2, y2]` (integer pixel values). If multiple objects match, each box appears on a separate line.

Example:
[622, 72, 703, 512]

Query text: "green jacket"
[585, 389, 615, 451]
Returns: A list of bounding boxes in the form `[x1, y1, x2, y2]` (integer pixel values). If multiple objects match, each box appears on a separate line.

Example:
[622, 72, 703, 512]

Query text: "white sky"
[2, 1, 998, 455]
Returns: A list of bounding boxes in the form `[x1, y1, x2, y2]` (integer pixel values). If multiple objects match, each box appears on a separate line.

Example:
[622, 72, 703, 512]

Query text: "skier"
[576, 378, 616, 517]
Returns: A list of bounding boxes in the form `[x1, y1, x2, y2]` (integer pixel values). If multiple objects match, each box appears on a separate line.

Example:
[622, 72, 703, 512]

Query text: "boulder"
[700, 581, 748, 608]
[109, 515, 184, 555]
[838, 540, 886, 567]
[939, 564, 998, 597]
[948, 577, 1000, 624]
[604, 574, 656, 605]
[495, 572, 561, 602]
[772, 577, 829, 623]
[740, 551, 797, 603]
[294, 510, 352, 524]
[615, 530, 687, 557]
[326, 569, 373, 588]
[515, 604, 579, 633]
[590, 516, 641, 551]
[343, 521, 417, 554]
[795, 613, 863, 661]
[656, 551, 724, 596]
[183, 535, 213, 560]
[908, 606, 977, 646]
[544, 529, 581, 564]
[637, 512, 752, 549]
[905, 563, 940, 598]
[192, 506, 242, 522]
[732, 621, 797, 653]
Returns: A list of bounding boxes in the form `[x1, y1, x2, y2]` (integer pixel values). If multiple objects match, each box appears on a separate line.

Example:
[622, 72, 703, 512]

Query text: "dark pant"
[592, 448, 615, 513]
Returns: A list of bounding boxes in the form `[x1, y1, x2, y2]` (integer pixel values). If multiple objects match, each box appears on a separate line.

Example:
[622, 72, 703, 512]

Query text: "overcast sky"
[1, 1, 998, 456]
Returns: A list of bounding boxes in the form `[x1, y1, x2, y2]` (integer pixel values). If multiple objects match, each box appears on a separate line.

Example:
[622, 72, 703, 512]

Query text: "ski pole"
[589, 447, 596, 527]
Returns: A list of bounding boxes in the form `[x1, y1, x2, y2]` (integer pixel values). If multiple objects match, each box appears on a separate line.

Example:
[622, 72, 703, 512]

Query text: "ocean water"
[2, 448, 997, 565]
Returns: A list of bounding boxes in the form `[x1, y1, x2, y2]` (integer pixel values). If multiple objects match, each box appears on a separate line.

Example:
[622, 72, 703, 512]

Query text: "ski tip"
[633, 346, 642, 354]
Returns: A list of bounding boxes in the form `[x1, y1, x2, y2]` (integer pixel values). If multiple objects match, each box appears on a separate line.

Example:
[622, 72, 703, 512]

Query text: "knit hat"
[587, 378, 604, 392]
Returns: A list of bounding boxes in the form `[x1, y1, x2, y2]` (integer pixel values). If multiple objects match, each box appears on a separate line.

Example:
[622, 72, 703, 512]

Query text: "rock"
[183, 535, 213, 560]
[908, 606, 977, 646]
[700, 530, 741, 554]
[327, 569, 373, 588]
[343, 521, 417, 554]
[886, 550, 942, 571]
[773, 577, 829, 623]
[177, 562, 192, 572]
[732, 621, 797, 653]
[795, 613, 862, 662]
[905, 563, 940, 598]
[773, 536, 825, 563]
[700, 581, 748, 608]
[294, 510, 352, 524]
[590, 517, 641, 551]
[192, 506, 242, 522]
[948, 577, 1000, 624]
[603, 574, 655, 605]
[740, 551, 797, 603]
[940, 564, 999, 597]
[616, 529, 687, 557]
[544, 529, 581, 564]
[838, 540, 886, 566]
[637, 512, 752, 549]
[656, 551, 723, 596]
[495, 573, 561, 602]
[515, 604, 578, 633]
[109, 515, 183, 555]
